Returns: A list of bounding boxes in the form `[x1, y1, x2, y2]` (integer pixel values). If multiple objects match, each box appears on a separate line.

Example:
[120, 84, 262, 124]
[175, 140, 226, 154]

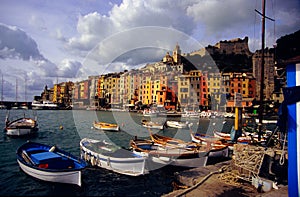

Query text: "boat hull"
[6, 127, 38, 136]
[208, 146, 229, 158]
[141, 124, 163, 130]
[132, 149, 208, 168]
[80, 138, 148, 176]
[141, 120, 164, 130]
[166, 121, 188, 129]
[17, 160, 82, 186]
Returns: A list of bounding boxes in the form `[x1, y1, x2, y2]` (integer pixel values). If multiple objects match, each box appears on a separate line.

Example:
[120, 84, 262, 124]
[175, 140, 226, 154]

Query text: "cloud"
[66, 0, 300, 60]
[0, 23, 44, 60]
[57, 59, 83, 78]
[66, 0, 197, 54]
[187, 0, 254, 35]
[81, 26, 206, 76]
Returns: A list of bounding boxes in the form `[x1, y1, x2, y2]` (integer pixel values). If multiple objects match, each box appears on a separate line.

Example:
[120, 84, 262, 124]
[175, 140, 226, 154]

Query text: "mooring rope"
[174, 165, 227, 197]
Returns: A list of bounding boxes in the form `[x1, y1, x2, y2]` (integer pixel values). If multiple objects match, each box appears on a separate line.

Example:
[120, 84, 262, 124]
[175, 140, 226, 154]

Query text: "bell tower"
[172, 43, 181, 64]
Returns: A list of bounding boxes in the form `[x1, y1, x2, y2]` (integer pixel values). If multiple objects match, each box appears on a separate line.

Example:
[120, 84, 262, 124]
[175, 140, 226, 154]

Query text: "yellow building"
[207, 72, 223, 111]
[177, 74, 190, 108]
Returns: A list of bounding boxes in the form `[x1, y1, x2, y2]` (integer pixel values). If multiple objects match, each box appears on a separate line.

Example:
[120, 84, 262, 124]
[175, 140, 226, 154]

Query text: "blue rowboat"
[16, 141, 87, 186]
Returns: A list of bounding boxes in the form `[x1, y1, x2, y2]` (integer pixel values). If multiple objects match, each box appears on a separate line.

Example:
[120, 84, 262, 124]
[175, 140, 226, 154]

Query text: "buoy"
[59, 125, 63, 130]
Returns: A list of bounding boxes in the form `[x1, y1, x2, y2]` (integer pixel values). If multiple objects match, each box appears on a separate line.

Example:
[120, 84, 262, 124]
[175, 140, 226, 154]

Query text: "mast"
[258, 0, 266, 141]
[255, 0, 275, 141]
[16, 78, 18, 103]
[24, 75, 27, 102]
[1, 73, 3, 103]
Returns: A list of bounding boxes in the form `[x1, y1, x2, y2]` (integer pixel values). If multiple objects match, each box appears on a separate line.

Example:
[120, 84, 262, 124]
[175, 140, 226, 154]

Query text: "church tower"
[172, 43, 181, 64]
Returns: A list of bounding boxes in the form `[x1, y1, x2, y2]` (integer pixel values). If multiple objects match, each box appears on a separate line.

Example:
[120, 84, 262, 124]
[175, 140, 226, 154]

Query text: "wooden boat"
[130, 138, 209, 168]
[190, 132, 225, 145]
[93, 121, 120, 131]
[16, 141, 87, 186]
[4, 111, 38, 137]
[130, 133, 229, 168]
[141, 119, 164, 130]
[80, 138, 148, 176]
[149, 133, 199, 150]
[213, 130, 268, 143]
[150, 133, 229, 157]
[166, 120, 189, 129]
[190, 132, 238, 150]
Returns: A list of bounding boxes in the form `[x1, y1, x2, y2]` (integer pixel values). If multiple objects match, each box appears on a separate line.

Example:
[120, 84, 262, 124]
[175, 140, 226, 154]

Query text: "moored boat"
[166, 120, 189, 129]
[16, 141, 87, 186]
[93, 121, 120, 131]
[130, 133, 229, 168]
[80, 138, 148, 176]
[130, 138, 209, 168]
[4, 110, 38, 137]
[141, 119, 164, 130]
[213, 130, 268, 143]
[149, 133, 199, 149]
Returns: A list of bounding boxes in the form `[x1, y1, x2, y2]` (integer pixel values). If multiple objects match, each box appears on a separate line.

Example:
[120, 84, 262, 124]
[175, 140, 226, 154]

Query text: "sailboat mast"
[16, 78, 18, 103]
[1, 73, 3, 102]
[24, 75, 27, 102]
[258, 0, 266, 141]
[255, 0, 275, 141]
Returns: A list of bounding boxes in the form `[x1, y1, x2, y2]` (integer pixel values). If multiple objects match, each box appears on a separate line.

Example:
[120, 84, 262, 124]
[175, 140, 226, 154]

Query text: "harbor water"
[0, 109, 238, 196]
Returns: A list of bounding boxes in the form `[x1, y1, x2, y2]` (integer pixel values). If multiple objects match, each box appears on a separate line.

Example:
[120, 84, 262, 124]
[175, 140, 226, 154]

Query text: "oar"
[22, 150, 36, 165]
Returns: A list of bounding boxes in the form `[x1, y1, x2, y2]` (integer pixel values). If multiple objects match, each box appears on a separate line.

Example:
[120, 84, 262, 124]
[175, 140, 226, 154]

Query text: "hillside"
[276, 29, 300, 61]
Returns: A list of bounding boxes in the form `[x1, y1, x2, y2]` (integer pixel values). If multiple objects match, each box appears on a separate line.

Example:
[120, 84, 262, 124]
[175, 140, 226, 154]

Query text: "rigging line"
[272, 0, 276, 47]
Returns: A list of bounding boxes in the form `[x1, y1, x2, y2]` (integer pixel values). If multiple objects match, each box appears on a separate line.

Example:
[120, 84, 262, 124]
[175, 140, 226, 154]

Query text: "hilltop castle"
[189, 36, 252, 57]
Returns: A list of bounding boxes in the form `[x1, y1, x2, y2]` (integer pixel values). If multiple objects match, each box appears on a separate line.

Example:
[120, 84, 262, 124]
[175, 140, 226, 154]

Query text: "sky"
[0, 0, 299, 102]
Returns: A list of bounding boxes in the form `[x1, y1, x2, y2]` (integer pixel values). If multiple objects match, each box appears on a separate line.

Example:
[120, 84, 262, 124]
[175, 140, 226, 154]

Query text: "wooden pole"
[258, 0, 266, 142]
